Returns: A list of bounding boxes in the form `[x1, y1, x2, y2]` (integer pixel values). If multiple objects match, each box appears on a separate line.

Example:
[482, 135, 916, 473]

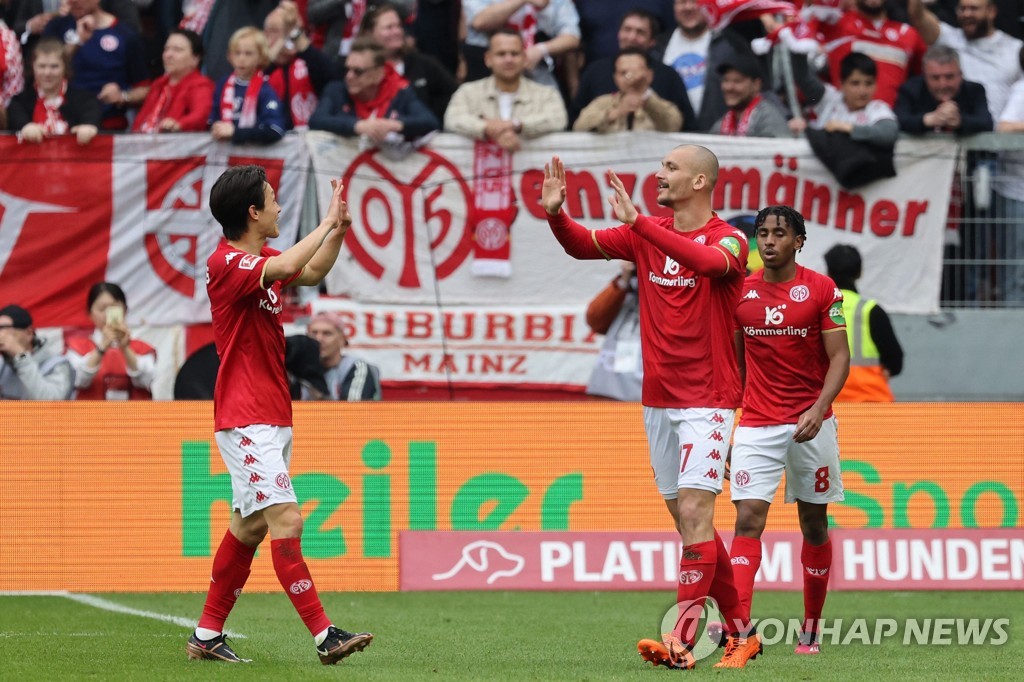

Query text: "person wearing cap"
[710, 55, 790, 138]
[305, 312, 382, 401]
[0, 304, 75, 400]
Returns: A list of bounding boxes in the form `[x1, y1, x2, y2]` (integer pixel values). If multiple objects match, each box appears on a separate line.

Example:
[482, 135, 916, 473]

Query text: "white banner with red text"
[309, 131, 956, 314]
[0, 134, 308, 327]
[400, 529, 1024, 591]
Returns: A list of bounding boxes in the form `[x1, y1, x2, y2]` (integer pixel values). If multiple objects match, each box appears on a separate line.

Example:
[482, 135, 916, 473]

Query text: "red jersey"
[822, 12, 926, 107]
[735, 265, 845, 426]
[590, 214, 748, 408]
[206, 242, 301, 430]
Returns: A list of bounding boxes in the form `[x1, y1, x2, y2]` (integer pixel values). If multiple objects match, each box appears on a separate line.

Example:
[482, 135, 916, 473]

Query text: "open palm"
[541, 156, 567, 216]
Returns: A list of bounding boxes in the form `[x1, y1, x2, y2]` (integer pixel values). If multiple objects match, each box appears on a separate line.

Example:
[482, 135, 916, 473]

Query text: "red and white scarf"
[32, 80, 68, 134]
[268, 59, 317, 130]
[137, 75, 170, 133]
[179, 0, 215, 34]
[220, 71, 263, 128]
[720, 94, 762, 136]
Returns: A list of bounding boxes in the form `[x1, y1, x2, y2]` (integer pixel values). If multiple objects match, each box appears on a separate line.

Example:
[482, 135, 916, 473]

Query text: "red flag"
[699, 0, 797, 31]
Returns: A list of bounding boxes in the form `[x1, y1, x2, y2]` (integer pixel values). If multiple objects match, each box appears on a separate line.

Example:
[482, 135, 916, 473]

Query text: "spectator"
[359, 2, 457, 124]
[573, 48, 683, 133]
[576, 1, 674, 67]
[305, 0, 350, 64]
[570, 9, 695, 129]
[185, 0, 276, 83]
[710, 55, 790, 137]
[16, 0, 142, 61]
[655, 0, 761, 131]
[791, 52, 899, 143]
[444, 29, 567, 151]
[825, 244, 904, 402]
[264, 0, 334, 131]
[0, 18, 24, 130]
[992, 76, 1024, 302]
[304, 312, 382, 400]
[0, 304, 74, 400]
[65, 282, 157, 400]
[309, 36, 438, 157]
[817, 0, 928, 107]
[907, 0, 1023, 119]
[462, 0, 581, 90]
[43, 0, 149, 131]
[584, 262, 642, 402]
[210, 27, 286, 145]
[894, 44, 993, 134]
[132, 29, 214, 133]
[7, 37, 100, 144]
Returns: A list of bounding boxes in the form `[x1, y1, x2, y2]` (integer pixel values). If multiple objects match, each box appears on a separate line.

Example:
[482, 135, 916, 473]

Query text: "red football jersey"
[735, 265, 846, 426]
[592, 215, 748, 408]
[822, 12, 926, 107]
[206, 241, 301, 431]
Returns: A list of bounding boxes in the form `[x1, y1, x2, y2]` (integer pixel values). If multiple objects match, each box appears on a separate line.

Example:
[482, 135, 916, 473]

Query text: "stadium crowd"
[0, 0, 1019, 399]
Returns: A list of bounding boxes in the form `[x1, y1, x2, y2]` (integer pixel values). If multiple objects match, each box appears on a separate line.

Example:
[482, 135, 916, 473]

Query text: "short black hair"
[840, 52, 876, 81]
[615, 46, 654, 70]
[620, 9, 661, 36]
[169, 28, 204, 61]
[824, 244, 863, 283]
[489, 27, 525, 48]
[87, 282, 128, 312]
[754, 205, 806, 238]
[210, 165, 267, 241]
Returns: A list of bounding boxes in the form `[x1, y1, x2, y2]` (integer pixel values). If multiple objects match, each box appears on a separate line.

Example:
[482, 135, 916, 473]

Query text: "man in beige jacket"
[573, 48, 683, 132]
[444, 29, 567, 151]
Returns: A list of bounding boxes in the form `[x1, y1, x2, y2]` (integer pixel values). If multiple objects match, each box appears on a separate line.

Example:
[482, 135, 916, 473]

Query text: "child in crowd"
[209, 27, 286, 144]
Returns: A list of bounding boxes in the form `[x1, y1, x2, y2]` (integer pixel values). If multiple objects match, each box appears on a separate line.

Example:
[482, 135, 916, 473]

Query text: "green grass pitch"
[2, 591, 1021, 680]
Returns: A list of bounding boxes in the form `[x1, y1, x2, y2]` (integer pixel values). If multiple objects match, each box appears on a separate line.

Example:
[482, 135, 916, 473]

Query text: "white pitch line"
[0, 591, 246, 639]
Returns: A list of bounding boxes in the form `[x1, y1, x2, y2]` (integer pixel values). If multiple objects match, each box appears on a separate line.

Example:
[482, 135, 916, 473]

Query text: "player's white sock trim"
[314, 626, 332, 646]
[195, 627, 221, 640]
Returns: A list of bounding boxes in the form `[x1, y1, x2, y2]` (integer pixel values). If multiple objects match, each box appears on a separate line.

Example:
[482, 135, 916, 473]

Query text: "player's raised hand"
[607, 169, 638, 225]
[541, 156, 567, 216]
[324, 178, 352, 230]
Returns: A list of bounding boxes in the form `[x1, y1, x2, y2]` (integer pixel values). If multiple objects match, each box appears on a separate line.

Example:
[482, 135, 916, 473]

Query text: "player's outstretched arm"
[264, 179, 349, 284]
[606, 170, 638, 225]
[290, 179, 353, 286]
[541, 156, 567, 216]
[793, 329, 850, 443]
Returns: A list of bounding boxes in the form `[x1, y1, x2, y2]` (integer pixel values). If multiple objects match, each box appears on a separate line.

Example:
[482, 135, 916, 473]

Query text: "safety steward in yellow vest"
[824, 245, 904, 402]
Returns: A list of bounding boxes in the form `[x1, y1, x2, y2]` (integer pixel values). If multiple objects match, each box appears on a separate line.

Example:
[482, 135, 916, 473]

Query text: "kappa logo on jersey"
[711, 413, 725, 424]
[709, 431, 724, 442]
[719, 236, 742, 257]
[255, 491, 268, 502]
[833, 287, 843, 299]
[764, 304, 787, 325]
[225, 252, 240, 265]
[743, 289, 760, 299]
[238, 254, 261, 270]
[679, 570, 704, 585]
[243, 454, 258, 466]
[806, 567, 829, 576]
[249, 473, 263, 484]
[789, 285, 810, 302]
[703, 468, 720, 480]
[829, 305, 846, 326]
[707, 449, 722, 460]
[239, 436, 254, 447]
[663, 256, 680, 275]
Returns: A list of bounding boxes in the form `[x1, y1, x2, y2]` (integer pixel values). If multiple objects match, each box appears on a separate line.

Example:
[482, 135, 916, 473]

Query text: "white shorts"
[729, 416, 845, 504]
[215, 425, 298, 517]
[644, 407, 736, 499]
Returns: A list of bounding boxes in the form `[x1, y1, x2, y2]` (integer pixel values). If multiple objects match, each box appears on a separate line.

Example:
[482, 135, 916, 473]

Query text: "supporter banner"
[311, 299, 599, 390]
[400, 529, 1024, 591]
[1, 403, 1020, 592]
[309, 131, 956, 314]
[0, 134, 308, 327]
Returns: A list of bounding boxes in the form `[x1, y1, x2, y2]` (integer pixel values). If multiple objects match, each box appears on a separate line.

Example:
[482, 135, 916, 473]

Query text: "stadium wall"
[2, 403, 1021, 592]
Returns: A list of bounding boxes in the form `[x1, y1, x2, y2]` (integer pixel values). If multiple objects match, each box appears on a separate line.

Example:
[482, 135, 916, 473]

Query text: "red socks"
[801, 538, 833, 634]
[673, 540, 716, 647]
[271, 537, 332, 637]
[707, 531, 745, 635]
[198, 530, 257, 632]
[730, 535, 763, 627]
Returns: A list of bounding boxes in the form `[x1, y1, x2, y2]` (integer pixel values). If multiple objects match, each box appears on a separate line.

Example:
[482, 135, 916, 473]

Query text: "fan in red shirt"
[186, 165, 373, 666]
[542, 146, 751, 670]
[132, 29, 213, 133]
[725, 205, 850, 663]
